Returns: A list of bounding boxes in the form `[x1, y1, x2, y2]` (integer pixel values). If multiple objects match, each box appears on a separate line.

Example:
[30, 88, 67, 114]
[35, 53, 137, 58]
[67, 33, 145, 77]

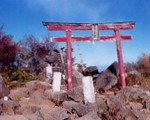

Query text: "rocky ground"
[0, 79, 150, 120]
[0, 62, 150, 120]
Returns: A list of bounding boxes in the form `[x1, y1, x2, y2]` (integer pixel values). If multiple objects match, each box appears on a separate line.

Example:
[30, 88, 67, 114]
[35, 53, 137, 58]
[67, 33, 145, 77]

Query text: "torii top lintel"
[42, 21, 135, 31]
[42, 21, 135, 42]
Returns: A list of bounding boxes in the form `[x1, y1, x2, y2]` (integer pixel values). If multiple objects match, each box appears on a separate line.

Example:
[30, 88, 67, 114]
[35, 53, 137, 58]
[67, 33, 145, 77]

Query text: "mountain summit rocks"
[0, 62, 150, 119]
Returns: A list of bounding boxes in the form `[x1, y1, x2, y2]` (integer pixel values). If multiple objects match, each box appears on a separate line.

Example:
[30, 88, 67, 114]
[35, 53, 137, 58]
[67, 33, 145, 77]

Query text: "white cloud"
[24, 0, 111, 22]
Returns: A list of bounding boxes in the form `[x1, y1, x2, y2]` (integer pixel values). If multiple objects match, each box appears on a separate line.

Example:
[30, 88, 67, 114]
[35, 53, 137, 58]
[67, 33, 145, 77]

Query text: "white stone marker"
[52, 72, 62, 92]
[45, 64, 53, 79]
[82, 76, 95, 103]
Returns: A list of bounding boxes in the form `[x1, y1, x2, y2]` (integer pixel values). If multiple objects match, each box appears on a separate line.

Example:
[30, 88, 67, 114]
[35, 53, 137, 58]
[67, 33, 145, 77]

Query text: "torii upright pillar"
[43, 21, 135, 90]
[66, 30, 73, 89]
[115, 29, 126, 87]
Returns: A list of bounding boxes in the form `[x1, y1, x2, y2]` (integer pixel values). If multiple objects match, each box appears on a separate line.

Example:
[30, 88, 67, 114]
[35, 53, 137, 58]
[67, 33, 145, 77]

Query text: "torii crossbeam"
[43, 21, 135, 90]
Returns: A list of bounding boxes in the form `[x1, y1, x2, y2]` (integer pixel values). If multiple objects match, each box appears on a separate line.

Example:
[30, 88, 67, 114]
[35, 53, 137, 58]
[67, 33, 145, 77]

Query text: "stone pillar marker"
[52, 72, 62, 92]
[82, 76, 95, 103]
[45, 63, 53, 82]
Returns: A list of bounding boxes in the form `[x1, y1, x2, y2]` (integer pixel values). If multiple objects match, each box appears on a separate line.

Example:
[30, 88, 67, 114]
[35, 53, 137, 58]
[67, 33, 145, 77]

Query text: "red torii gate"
[42, 21, 135, 90]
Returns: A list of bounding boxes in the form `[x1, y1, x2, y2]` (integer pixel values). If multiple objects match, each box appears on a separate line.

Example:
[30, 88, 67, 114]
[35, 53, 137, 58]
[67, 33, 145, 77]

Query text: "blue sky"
[0, 0, 150, 69]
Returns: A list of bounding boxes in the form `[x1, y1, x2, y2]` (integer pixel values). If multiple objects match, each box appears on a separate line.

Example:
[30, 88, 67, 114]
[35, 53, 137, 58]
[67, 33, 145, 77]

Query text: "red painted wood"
[115, 30, 126, 87]
[52, 35, 132, 42]
[66, 30, 73, 90]
[43, 22, 135, 30]
[43, 21, 135, 89]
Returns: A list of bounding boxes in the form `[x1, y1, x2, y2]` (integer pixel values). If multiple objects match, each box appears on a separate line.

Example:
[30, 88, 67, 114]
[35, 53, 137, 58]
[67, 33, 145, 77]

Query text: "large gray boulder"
[73, 70, 83, 88]
[67, 86, 84, 102]
[95, 62, 119, 91]
[95, 70, 117, 91]
[0, 75, 10, 98]
[107, 61, 119, 76]
[83, 66, 99, 79]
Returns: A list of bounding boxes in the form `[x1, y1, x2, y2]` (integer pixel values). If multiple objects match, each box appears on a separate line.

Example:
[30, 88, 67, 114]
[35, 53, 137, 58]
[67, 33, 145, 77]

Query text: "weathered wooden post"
[66, 30, 73, 90]
[114, 29, 126, 87]
[43, 21, 135, 89]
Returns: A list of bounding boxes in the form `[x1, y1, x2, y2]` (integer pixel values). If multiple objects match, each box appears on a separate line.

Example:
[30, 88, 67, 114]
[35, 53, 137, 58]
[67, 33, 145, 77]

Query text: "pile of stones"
[0, 61, 150, 120]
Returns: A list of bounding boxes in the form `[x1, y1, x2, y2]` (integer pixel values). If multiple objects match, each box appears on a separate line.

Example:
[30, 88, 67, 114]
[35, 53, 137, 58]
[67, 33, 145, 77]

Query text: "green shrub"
[1, 66, 36, 88]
